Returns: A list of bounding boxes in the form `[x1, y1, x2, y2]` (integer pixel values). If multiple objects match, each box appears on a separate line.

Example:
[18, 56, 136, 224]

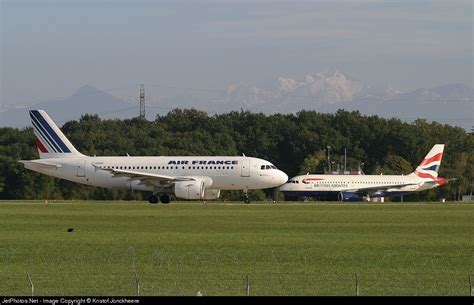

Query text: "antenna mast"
[139, 84, 145, 119]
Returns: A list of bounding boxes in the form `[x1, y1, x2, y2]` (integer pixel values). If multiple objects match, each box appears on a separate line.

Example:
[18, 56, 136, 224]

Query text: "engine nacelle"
[203, 189, 220, 200]
[174, 181, 205, 200]
[338, 192, 365, 202]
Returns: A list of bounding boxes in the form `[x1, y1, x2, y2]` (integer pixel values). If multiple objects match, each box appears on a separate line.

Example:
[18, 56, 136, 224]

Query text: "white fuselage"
[23, 156, 288, 192]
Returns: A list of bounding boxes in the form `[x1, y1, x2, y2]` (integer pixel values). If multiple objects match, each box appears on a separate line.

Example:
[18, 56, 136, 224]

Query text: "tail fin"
[410, 144, 445, 180]
[29, 110, 84, 159]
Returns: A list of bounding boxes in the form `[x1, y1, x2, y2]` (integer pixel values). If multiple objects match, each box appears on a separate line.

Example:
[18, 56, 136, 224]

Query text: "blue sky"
[1, 0, 472, 107]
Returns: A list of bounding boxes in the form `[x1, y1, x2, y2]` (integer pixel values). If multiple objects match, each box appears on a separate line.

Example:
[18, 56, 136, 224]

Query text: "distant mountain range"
[1, 69, 472, 131]
[0, 85, 136, 128]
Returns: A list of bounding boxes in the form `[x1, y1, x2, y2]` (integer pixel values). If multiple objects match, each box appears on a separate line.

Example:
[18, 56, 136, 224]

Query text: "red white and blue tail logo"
[29, 110, 81, 158]
[413, 144, 444, 180]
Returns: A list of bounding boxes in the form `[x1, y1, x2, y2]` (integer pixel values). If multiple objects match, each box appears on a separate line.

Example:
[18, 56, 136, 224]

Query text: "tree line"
[0, 109, 472, 201]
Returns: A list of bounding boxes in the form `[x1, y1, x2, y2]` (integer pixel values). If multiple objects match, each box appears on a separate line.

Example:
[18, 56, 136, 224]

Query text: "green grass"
[0, 201, 473, 296]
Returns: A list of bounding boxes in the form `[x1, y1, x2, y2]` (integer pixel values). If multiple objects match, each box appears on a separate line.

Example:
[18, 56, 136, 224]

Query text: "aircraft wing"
[95, 166, 195, 187]
[418, 178, 457, 186]
[345, 182, 419, 194]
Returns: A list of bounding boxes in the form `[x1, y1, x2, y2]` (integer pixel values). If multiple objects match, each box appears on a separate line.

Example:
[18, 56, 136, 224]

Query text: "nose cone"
[278, 170, 288, 186]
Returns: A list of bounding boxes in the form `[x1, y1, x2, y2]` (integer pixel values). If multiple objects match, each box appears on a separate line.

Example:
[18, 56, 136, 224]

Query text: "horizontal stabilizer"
[19, 160, 62, 169]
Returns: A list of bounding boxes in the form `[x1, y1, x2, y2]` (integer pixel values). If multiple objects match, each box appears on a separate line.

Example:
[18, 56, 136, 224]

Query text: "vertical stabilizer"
[411, 144, 445, 180]
[29, 110, 84, 159]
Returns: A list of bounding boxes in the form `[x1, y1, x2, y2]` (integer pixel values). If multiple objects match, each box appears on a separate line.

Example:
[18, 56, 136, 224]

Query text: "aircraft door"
[241, 159, 250, 177]
[77, 160, 86, 177]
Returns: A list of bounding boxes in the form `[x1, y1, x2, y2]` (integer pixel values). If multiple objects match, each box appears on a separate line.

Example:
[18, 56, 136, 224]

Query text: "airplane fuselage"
[280, 174, 443, 201]
[23, 156, 286, 192]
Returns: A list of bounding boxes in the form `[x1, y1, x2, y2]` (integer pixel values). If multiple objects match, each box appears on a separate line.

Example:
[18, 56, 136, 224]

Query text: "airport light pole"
[344, 148, 347, 173]
[327, 146, 331, 172]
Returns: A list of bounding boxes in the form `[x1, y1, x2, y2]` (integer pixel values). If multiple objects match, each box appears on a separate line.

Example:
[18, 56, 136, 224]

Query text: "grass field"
[0, 201, 473, 296]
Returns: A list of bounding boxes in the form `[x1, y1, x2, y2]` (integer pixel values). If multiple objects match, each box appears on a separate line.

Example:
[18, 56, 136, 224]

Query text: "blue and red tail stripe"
[34, 137, 49, 153]
[415, 171, 437, 180]
[31, 114, 59, 153]
[422, 165, 439, 172]
[29, 110, 71, 153]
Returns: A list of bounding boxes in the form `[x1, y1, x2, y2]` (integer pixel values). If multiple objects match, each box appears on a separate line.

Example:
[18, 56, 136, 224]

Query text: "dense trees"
[0, 109, 472, 201]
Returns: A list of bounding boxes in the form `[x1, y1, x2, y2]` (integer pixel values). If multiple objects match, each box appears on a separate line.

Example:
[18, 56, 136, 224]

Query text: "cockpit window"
[262, 164, 277, 170]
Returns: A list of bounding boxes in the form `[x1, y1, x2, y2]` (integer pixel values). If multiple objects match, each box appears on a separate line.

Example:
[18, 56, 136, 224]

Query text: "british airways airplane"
[280, 144, 454, 201]
[20, 110, 288, 203]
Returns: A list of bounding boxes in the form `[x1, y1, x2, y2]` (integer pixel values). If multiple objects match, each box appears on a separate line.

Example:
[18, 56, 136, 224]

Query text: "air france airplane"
[280, 144, 454, 201]
[20, 110, 288, 203]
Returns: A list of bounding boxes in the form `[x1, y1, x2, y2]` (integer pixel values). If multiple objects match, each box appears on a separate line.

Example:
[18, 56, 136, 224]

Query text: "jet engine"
[338, 192, 365, 202]
[174, 181, 205, 200]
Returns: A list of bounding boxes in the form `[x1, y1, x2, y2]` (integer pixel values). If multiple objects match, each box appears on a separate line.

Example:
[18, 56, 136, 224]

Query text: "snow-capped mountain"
[275, 69, 364, 104]
[1, 70, 472, 131]
[207, 69, 365, 113]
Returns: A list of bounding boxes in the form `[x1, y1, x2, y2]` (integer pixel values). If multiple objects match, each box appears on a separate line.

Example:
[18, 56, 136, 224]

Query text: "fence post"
[355, 273, 360, 296]
[129, 247, 140, 296]
[469, 274, 472, 297]
[134, 269, 140, 297]
[26, 272, 34, 296]
[246, 274, 250, 296]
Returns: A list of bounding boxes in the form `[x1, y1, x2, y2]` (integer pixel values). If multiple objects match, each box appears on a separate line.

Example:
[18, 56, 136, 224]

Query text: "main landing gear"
[148, 194, 171, 204]
[242, 192, 251, 204]
[148, 194, 159, 204]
